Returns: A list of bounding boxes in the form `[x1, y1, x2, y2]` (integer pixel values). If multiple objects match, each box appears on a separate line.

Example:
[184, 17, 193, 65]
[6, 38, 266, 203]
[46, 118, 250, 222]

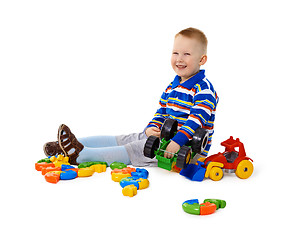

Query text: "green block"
[78, 161, 108, 168]
[110, 162, 127, 170]
[182, 203, 200, 215]
[204, 199, 226, 210]
[37, 158, 52, 163]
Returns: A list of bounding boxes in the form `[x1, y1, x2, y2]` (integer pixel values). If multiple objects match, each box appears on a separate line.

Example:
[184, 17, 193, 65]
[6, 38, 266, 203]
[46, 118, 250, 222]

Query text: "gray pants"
[116, 132, 158, 167]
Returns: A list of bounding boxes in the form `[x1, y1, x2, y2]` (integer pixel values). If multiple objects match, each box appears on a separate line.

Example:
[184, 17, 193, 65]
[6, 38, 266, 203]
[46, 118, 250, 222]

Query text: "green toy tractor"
[143, 119, 209, 171]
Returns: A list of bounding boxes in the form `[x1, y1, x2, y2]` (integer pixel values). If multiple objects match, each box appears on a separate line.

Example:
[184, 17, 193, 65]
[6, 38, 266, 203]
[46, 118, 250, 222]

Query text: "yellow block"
[138, 179, 149, 190]
[122, 185, 137, 197]
[50, 155, 70, 167]
[90, 164, 106, 173]
[111, 172, 131, 182]
[63, 157, 69, 163]
[78, 167, 94, 177]
[50, 156, 57, 162]
[57, 155, 64, 161]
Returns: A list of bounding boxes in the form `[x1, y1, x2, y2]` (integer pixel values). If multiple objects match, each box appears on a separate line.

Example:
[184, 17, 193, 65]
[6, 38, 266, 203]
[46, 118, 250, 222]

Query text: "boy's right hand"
[145, 127, 161, 138]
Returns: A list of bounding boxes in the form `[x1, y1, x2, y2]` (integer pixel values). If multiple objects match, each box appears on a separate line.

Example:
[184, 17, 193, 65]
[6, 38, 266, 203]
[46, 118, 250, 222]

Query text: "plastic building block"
[111, 172, 131, 182]
[78, 167, 94, 177]
[111, 167, 136, 182]
[78, 161, 108, 168]
[182, 198, 226, 215]
[203, 199, 226, 210]
[37, 158, 52, 163]
[61, 164, 75, 171]
[138, 178, 149, 190]
[200, 202, 217, 215]
[50, 155, 70, 167]
[122, 185, 137, 197]
[120, 177, 140, 189]
[35, 162, 55, 171]
[131, 168, 149, 179]
[45, 172, 60, 184]
[41, 166, 61, 175]
[120, 177, 150, 190]
[182, 199, 200, 215]
[90, 164, 106, 173]
[110, 162, 127, 170]
[60, 170, 78, 180]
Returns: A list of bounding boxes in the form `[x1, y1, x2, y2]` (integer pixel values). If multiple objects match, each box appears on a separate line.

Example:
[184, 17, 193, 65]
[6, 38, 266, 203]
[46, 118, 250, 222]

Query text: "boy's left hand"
[164, 141, 180, 158]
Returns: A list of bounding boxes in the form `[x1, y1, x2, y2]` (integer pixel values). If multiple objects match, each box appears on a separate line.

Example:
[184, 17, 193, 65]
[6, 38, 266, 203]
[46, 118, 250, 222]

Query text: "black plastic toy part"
[176, 146, 192, 169]
[143, 136, 160, 158]
[160, 119, 178, 140]
[191, 127, 209, 154]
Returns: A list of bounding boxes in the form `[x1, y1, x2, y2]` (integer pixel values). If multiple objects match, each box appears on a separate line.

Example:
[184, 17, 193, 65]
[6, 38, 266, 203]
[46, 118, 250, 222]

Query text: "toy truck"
[180, 136, 254, 181]
[143, 119, 209, 171]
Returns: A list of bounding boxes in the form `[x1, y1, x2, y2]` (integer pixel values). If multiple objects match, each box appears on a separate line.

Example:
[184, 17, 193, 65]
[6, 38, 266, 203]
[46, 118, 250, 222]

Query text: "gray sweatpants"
[116, 132, 158, 167]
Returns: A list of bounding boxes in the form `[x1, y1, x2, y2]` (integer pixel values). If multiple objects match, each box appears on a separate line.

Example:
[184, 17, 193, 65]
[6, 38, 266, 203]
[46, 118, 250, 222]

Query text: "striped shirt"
[146, 70, 219, 156]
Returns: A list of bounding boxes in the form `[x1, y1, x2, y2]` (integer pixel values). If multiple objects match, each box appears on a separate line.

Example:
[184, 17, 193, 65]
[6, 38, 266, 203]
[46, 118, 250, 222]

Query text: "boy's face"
[171, 35, 206, 82]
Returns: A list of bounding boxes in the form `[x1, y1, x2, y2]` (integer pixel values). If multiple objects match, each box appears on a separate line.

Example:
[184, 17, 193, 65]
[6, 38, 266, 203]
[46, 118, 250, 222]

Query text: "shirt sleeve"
[172, 88, 218, 146]
[146, 83, 171, 129]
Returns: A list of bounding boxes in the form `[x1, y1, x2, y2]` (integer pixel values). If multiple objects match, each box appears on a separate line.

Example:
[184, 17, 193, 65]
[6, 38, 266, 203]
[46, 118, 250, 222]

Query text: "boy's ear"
[199, 55, 207, 66]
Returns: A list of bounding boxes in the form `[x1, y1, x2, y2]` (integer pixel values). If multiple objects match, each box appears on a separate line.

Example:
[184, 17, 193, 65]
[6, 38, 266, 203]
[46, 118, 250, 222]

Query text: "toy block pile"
[111, 165, 149, 197]
[35, 155, 107, 184]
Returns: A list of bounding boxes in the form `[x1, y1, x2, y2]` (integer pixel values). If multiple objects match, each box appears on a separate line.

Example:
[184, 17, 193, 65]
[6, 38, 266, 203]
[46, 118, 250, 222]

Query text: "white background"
[0, 0, 286, 239]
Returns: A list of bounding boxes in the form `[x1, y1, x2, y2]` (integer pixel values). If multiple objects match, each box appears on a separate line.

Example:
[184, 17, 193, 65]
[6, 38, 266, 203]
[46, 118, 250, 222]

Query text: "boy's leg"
[78, 136, 118, 148]
[77, 145, 131, 166]
[117, 132, 158, 167]
[77, 132, 155, 166]
[116, 132, 147, 146]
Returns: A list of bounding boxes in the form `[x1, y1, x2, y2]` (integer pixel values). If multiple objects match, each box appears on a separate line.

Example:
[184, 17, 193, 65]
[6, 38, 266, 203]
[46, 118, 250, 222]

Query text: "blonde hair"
[175, 27, 208, 54]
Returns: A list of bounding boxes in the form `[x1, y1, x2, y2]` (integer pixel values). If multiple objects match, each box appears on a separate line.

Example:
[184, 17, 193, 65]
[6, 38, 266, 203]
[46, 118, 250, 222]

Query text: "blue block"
[183, 199, 199, 205]
[120, 177, 140, 189]
[180, 162, 206, 182]
[131, 168, 149, 179]
[60, 170, 77, 180]
[61, 164, 75, 171]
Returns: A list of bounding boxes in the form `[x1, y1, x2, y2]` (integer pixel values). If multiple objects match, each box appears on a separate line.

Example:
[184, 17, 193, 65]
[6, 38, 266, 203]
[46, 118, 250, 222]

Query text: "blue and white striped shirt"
[146, 70, 218, 156]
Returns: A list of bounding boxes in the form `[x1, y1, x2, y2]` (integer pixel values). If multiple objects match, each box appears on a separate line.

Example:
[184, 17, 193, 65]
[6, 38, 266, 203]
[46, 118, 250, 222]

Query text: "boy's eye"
[184, 53, 191, 56]
[173, 52, 178, 55]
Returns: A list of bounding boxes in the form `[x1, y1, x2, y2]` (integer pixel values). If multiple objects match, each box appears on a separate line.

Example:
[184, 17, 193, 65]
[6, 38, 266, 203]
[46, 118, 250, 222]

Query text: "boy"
[44, 27, 218, 166]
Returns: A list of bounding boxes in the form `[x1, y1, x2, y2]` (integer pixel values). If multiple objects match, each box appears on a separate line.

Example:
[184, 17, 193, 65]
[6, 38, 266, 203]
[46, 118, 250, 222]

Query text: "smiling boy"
[44, 27, 218, 167]
[145, 27, 217, 159]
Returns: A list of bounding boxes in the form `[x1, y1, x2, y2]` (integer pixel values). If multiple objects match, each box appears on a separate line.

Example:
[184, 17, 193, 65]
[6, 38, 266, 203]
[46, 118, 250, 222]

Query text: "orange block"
[45, 172, 60, 184]
[111, 167, 136, 175]
[200, 202, 217, 215]
[41, 166, 61, 175]
[35, 162, 55, 171]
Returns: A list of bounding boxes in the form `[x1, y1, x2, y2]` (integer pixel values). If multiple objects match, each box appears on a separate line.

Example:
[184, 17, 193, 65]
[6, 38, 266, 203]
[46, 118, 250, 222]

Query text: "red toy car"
[203, 136, 254, 180]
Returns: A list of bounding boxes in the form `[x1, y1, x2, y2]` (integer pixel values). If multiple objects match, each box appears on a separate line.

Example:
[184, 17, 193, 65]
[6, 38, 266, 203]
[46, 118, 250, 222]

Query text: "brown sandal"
[57, 124, 84, 165]
[43, 141, 64, 157]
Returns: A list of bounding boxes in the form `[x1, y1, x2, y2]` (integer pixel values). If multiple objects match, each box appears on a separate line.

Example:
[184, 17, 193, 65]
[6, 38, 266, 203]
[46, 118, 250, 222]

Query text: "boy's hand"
[164, 140, 180, 158]
[145, 127, 161, 137]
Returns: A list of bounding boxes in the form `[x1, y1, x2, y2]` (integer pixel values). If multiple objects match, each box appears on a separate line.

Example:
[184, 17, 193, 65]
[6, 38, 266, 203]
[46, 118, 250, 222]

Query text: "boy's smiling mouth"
[176, 64, 187, 69]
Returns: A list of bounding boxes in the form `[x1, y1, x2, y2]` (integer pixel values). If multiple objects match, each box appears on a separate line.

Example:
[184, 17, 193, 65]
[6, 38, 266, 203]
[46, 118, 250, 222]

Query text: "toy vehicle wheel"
[176, 146, 192, 169]
[143, 136, 160, 158]
[160, 119, 178, 140]
[209, 167, 223, 181]
[191, 127, 209, 154]
[235, 160, 254, 179]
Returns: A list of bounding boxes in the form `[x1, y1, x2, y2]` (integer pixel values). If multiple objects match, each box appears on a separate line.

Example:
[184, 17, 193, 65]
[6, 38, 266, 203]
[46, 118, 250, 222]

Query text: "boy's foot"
[43, 141, 64, 156]
[57, 124, 84, 165]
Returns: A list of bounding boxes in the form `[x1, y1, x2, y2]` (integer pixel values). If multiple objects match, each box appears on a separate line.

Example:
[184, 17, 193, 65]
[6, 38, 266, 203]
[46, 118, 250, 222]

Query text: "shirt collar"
[171, 70, 205, 90]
